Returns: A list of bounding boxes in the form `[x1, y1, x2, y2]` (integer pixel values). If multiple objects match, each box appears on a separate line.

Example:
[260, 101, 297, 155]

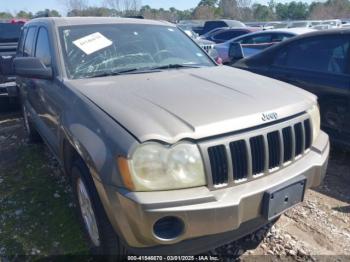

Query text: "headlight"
[307, 104, 320, 143]
[118, 142, 206, 191]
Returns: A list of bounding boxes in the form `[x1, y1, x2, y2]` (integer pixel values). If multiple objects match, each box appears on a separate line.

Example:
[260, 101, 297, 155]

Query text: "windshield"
[59, 24, 215, 79]
[0, 23, 22, 42]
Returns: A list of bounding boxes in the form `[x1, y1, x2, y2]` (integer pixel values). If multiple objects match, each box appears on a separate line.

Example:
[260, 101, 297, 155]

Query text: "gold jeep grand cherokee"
[14, 17, 329, 255]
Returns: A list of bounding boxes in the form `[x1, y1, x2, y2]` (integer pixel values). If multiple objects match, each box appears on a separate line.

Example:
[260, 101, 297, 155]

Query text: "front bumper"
[95, 131, 329, 254]
[0, 81, 17, 98]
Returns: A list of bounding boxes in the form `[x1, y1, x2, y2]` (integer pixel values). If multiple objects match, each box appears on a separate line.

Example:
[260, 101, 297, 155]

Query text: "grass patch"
[0, 144, 89, 256]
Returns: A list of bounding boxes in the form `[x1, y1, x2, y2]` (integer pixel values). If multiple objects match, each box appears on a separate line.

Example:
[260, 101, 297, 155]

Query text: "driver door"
[32, 26, 62, 154]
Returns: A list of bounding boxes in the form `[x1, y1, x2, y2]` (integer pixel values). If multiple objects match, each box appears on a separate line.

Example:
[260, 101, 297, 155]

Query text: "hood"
[66, 66, 316, 144]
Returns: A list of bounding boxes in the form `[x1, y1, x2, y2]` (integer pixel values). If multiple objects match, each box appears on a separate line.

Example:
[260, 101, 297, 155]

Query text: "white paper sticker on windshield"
[73, 32, 113, 55]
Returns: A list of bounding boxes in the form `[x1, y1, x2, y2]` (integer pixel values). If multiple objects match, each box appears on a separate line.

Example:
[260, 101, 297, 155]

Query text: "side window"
[17, 27, 28, 56]
[237, 35, 251, 44]
[35, 27, 52, 67]
[23, 27, 36, 57]
[241, 34, 271, 44]
[273, 37, 349, 74]
[271, 33, 293, 43]
[214, 31, 245, 41]
[273, 49, 288, 67]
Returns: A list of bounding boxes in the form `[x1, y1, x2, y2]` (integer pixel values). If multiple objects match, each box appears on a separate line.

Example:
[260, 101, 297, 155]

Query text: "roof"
[251, 28, 350, 46]
[295, 27, 350, 37]
[205, 19, 246, 27]
[267, 28, 316, 35]
[25, 17, 174, 27]
[240, 28, 350, 62]
[227, 27, 315, 44]
[215, 27, 258, 32]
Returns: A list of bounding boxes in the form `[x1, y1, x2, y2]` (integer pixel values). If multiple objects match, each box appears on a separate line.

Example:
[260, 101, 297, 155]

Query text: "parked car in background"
[0, 21, 23, 107]
[180, 28, 216, 55]
[234, 29, 350, 149]
[244, 21, 264, 28]
[177, 20, 205, 32]
[15, 17, 329, 255]
[196, 38, 216, 54]
[202, 27, 259, 44]
[193, 19, 246, 35]
[313, 24, 332, 30]
[321, 19, 342, 28]
[199, 27, 229, 39]
[288, 20, 321, 28]
[263, 21, 289, 30]
[341, 23, 350, 28]
[215, 28, 315, 64]
[9, 19, 27, 24]
[183, 29, 196, 38]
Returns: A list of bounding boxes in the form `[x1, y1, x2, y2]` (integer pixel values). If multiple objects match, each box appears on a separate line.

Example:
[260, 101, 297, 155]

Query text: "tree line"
[191, 0, 350, 21]
[1, 0, 349, 22]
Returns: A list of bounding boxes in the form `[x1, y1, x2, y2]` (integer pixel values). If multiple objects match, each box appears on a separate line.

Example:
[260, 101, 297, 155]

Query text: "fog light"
[153, 216, 184, 240]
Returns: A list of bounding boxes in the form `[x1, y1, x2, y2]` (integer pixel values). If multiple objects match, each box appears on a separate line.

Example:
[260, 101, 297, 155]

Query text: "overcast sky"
[0, 0, 314, 15]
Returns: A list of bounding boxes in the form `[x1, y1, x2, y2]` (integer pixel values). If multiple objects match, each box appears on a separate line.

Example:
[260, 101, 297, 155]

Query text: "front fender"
[58, 94, 139, 188]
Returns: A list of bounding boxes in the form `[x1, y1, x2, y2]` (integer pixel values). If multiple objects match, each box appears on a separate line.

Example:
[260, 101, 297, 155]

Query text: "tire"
[22, 103, 42, 143]
[71, 158, 127, 255]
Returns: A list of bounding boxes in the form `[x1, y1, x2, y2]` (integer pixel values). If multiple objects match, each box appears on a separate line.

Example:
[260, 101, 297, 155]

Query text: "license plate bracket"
[262, 176, 306, 221]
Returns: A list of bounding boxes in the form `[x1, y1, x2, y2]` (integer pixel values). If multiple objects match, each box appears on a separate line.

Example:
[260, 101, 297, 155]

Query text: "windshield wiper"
[86, 68, 152, 78]
[150, 64, 202, 70]
[85, 65, 200, 79]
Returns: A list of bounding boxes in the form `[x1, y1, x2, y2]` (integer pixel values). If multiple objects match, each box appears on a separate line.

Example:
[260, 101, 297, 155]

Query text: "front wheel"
[71, 158, 127, 255]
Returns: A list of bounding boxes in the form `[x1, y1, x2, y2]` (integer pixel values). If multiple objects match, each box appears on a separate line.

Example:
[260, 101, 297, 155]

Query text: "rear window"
[0, 23, 23, 43]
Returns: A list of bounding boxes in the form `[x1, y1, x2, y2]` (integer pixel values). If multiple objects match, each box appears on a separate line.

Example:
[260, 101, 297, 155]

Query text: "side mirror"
[14, 57, 53, 80]
[228, 42, 244, 62]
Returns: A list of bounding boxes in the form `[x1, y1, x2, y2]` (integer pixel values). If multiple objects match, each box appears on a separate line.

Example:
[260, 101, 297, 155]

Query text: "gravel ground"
[0, 109, 349, 259]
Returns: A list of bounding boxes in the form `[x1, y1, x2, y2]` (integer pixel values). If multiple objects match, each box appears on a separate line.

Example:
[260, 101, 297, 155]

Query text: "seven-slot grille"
[207, 118, 313, 186]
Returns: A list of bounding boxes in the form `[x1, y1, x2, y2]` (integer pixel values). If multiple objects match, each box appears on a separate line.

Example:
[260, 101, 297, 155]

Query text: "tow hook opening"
[153, 216, 184, 241]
